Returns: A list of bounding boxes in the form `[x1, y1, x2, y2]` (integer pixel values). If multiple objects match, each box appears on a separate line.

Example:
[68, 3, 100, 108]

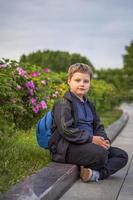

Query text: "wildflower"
[30, 97, 36, 105]
[32, 105, 39, 114]
[55, 91, 59, 95]
[17, 67, 27, 77]
[43, 68, 50, 73]
[30, 71, 40, 77]
[16, 85, 22, 90]
[29, 89, 34, 96]
[41, 80, 47, 85]
[52, 94, 57, 97]
[0, 63, 8, 68]
[39, 100, 47, 109]
[26, 81, 36, 90]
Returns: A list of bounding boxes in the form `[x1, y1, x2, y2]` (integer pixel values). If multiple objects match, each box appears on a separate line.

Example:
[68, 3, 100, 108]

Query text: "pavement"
[60, 103, 133, 200]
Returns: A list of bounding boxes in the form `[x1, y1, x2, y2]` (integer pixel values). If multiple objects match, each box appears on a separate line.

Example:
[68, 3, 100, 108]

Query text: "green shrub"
[88, 80, 118, 112]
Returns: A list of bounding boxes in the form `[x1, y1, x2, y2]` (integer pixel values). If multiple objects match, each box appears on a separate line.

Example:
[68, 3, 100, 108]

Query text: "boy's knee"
[113, 147, 128, 167]
[117, 148, 128, 160]
[121, 150, 128, 166]
[95, 149, 108, 167]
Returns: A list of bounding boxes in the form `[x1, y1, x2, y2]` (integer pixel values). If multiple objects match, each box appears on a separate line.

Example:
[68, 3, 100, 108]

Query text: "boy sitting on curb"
[49, 63, 128, 182]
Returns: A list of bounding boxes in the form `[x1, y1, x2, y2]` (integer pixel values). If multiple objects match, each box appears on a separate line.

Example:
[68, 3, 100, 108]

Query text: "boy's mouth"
[79, 88, 86, 91]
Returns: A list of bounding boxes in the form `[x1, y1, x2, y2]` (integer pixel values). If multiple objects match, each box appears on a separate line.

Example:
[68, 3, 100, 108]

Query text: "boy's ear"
[67, 78, 70, 85]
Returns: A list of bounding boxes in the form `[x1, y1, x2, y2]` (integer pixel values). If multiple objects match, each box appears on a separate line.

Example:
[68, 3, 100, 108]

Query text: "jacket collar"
[64, 90, 88, 103]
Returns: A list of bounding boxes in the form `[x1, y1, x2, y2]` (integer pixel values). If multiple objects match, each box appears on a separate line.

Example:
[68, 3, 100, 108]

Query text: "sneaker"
[80, 166, 93, 182]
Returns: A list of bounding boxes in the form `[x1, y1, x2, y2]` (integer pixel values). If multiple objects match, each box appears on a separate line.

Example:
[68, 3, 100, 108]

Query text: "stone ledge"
[1, 163, 79, 200]
[1, 112, 129, 200]
[106, 112, 129, 142]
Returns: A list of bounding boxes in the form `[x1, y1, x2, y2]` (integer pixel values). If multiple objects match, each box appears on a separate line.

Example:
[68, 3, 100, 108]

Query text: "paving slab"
[117, 156, 133, 200]
[59, 155, 132, 200]
[60, 103, 133, 200]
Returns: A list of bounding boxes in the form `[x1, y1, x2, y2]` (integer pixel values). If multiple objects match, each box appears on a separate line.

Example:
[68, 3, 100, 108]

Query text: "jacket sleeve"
[91, 103, 111, 142]
[53, 99, 93, 144]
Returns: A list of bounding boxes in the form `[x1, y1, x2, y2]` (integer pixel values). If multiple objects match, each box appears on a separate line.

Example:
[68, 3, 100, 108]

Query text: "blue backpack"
[36, 111, 53, 149]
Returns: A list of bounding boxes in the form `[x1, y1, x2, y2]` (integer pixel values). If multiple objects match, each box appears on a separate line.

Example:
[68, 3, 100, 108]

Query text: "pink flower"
[32, 105, 39, 114]
[16, 85, 22, 90]
[17, 67, 27, 77]
[39, 100, 47, 109]
[30, 71, 40, 77]
[29, 89, 34, 96]
[26, 81, 35, 90]
[0, 64, 8, 68]
[43, 68, 50, 73]
[30, 97, 36, 105]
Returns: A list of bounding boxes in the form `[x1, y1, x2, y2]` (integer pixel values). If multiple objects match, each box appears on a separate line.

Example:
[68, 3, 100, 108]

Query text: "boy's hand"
[92, 136, 110, 150]
[105, 139, 111, 149]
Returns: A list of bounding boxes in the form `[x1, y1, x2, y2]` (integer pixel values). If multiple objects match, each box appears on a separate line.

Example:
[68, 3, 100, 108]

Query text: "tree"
[123, 41, 133, 69]
[19, 50, 94, 72]
[123, 40, 133, 90]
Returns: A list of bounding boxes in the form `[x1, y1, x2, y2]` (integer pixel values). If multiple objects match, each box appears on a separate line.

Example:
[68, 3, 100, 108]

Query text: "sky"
[0, 0, 133, 69]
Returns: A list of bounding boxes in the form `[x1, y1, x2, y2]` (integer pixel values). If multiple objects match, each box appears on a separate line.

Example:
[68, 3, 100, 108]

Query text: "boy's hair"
[68, 63, 93, 80]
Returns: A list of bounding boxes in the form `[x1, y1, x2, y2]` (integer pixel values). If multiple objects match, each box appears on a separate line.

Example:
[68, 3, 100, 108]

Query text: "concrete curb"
[1, 163, 79, 200]
[1, 112, 129, 200]
[106, 112, 129, 142]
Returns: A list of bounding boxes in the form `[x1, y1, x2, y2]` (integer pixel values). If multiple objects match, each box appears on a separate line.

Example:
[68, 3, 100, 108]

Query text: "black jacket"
[48, 91, 110, 163]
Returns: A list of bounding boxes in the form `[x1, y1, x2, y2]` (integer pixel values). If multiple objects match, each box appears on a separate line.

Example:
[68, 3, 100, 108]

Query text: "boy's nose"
[80, 81, 84, 85]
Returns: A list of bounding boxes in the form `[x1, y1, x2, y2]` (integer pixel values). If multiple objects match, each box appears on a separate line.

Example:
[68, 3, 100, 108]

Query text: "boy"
[49, 63, 128, 182]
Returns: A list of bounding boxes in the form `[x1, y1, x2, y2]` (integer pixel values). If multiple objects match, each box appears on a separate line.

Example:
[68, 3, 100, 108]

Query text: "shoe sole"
[80, 166, 93, 182]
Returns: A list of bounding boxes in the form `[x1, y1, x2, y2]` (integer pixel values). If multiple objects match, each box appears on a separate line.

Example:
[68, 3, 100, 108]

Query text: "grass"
[100, 108, 123, 128]
[0, 108, 122, 193]
[0, 128, 51, 193]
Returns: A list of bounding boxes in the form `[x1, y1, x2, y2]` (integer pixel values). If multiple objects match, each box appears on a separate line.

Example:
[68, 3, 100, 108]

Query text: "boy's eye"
[74, 79, 89, 83]
[75, 79, 80, 82]
[84, 80, 89, 83]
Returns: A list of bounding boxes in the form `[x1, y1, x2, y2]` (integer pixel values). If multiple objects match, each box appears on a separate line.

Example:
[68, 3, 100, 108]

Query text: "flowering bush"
[0, 59, 61, 130]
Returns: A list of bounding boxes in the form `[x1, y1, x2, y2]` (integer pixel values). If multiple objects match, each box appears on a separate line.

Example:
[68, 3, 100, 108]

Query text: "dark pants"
[66, 143, 128, 179]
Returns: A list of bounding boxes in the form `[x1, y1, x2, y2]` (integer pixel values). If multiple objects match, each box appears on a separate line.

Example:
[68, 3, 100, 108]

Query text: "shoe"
[80, 166, 93, 182]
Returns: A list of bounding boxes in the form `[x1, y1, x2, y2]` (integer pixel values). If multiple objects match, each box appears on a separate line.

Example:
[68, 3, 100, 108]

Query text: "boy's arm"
[94, 116, 110, 140]
[91, 103, 111, 143]
[53, 100, 93, 144]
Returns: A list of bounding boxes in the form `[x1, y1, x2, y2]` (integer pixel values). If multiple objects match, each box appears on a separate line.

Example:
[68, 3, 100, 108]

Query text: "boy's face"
[68, 72, 91, 99]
